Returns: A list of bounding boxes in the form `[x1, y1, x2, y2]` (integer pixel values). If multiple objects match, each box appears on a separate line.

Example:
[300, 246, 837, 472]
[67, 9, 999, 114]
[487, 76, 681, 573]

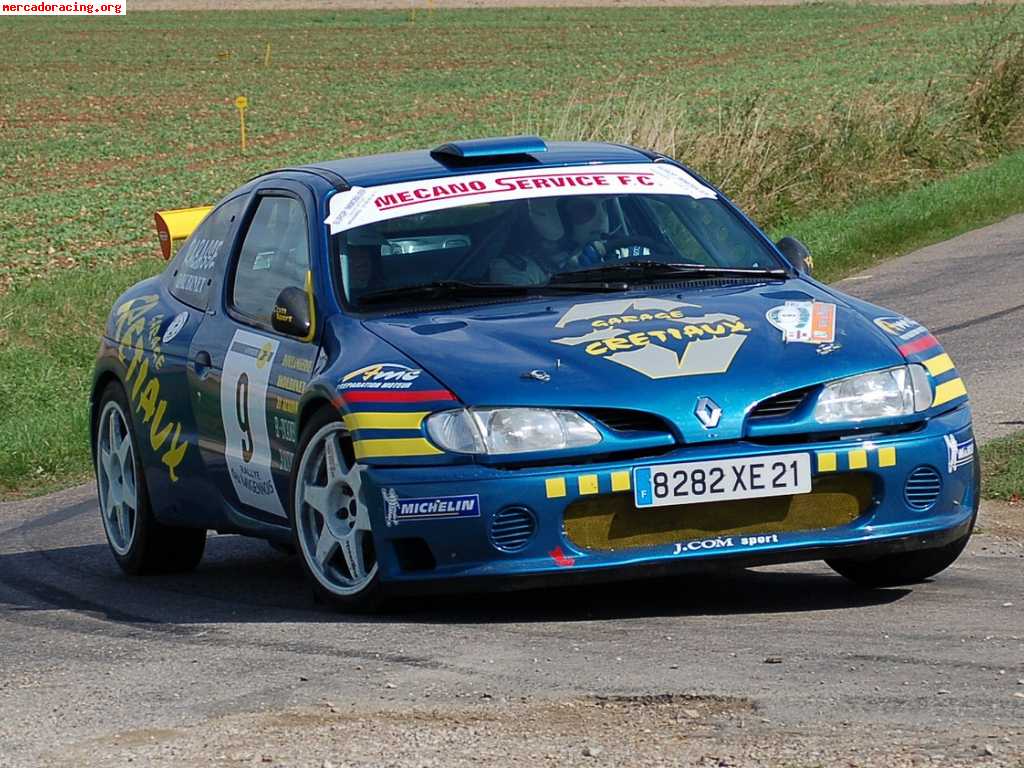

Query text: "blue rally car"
[91, 136, 978, 609]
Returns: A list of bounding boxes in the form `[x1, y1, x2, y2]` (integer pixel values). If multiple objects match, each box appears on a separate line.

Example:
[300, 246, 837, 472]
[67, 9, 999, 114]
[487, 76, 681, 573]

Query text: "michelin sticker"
[380, 489, 480, 527]
[766, 301, 836, 344]
[944, 434, 975, 474]
[162, 311, 189, 344]
[339, 363, 422, 391]
[325, 163, 716, 234]
[550, 297, 751, 379]
[221, 330, 285, 517]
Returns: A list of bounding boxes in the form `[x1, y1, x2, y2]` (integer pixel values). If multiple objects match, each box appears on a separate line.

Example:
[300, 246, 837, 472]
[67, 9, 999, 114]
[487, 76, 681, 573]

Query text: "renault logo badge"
[694, 397, 722, 429]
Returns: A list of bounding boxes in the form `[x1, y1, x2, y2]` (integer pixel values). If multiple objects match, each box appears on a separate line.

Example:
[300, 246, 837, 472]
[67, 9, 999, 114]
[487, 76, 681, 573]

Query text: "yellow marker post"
[264, 41, 272, 67]
[235, 95, 249, 152]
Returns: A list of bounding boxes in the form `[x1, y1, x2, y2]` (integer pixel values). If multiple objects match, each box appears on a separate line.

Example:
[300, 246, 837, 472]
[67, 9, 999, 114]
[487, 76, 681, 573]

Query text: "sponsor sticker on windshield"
[325, 163, 716, 234]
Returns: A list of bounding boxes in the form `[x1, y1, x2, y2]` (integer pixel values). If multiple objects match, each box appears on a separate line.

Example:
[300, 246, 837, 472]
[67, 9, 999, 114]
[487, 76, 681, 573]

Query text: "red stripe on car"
[336, 389, 457, 404]
[899, 334, 939, 356]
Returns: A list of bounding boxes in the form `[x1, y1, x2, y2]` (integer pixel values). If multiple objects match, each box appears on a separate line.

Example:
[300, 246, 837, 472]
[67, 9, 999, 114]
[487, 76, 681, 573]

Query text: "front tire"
[93, 382, 206, 574]
[826, 528, 973, 588]
[289, 408, 383, 611]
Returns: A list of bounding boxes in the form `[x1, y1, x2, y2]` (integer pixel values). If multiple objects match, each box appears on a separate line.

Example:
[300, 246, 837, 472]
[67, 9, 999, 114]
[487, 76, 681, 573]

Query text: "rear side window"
[167, 196, 247, 310]
[230, 196, 310, 327]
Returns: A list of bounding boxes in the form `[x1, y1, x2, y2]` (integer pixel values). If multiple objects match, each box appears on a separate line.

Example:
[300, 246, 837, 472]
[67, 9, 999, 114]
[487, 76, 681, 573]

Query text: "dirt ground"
[38, 693, 1024, 768]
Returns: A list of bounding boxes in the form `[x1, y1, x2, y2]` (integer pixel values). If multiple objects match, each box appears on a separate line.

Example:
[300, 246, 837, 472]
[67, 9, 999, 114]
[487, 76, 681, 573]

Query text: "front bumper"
[363, 405, 978, 589]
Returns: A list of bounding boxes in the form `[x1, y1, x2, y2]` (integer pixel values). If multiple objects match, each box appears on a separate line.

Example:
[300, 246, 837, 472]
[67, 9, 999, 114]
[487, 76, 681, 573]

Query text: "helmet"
[526, 198, 564, 242]
[563, 197, 609, 244]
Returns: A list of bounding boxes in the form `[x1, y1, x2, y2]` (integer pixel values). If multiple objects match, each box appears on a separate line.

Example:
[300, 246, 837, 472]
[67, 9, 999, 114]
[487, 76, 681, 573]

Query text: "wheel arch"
[89, 370, 125, 462]
[298, 395, 340, 438]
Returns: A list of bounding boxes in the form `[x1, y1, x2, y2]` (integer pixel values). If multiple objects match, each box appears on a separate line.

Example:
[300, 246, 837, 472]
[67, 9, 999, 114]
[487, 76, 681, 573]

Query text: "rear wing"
[154, 206, 213, 260]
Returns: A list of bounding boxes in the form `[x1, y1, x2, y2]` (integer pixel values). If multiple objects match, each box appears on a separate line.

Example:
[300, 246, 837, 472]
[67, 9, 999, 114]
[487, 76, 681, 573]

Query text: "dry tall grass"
[531, 10, 1024, 229]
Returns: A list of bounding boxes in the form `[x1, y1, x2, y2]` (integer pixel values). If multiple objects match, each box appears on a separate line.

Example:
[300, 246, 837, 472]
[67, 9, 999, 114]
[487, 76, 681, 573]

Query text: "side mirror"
[272, 286, 313, 339]
[776, 236, 814, 274]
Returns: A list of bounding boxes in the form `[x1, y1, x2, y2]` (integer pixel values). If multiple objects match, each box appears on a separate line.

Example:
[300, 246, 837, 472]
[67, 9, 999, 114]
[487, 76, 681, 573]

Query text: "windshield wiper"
[548, 261, 789, 284]
[357, 279, 628, 306]
[358, 281, 534, 305]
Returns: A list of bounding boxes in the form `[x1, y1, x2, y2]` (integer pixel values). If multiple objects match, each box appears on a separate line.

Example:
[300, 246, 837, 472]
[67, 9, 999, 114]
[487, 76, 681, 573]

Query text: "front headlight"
[425, 408, 602, 455]
[813, 365, 932, 423]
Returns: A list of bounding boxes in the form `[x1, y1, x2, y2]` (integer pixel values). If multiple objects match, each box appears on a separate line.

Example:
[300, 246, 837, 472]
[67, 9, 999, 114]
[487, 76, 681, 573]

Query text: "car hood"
[362, 281, 904, 443]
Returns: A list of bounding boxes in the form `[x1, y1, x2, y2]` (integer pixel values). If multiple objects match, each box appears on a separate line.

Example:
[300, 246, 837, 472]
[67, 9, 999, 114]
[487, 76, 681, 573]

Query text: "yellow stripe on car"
[611, 470, 631, 492]
[848, 450, 868, 470]
[344, 411, 428, 431]
[352, 438, 442, 459]
[545, 477, 567, 498]
[923, 353, 955, 377]
[877, 446, 897, 467]
[578, 474, 599, 495]
[932, 377, 967, 407]
[817, 452, 837, 473]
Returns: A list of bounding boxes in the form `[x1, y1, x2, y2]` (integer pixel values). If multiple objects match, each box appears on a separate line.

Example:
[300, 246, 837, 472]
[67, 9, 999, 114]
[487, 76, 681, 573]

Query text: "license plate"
[633, 453, 812, 508]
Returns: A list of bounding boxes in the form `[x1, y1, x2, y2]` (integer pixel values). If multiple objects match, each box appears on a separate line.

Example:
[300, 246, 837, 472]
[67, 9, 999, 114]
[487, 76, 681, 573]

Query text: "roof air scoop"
[431, 135, 548, 161]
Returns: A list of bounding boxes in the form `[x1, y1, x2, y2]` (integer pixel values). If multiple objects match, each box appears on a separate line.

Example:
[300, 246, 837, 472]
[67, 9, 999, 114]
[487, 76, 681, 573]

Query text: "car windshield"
[332, 192, 784, 309]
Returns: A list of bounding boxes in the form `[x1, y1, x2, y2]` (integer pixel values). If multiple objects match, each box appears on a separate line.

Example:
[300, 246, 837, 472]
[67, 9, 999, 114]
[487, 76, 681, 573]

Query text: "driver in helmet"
[489, 198, 577, 285]
[564, 196, 649, 263]
[563, 197, 610, 266]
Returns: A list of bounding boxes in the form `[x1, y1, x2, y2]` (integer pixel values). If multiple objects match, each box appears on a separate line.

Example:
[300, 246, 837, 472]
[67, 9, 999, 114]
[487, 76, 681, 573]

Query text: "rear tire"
[93, 382, 206, 575]
[826, 528, 973, 588]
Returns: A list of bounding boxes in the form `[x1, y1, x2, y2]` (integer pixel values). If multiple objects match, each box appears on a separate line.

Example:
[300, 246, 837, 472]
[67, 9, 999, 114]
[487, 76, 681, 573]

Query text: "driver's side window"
[231, 196, 310, 327]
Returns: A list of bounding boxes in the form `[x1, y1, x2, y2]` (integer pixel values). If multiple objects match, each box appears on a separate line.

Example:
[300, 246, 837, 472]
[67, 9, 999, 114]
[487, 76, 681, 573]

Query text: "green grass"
[981, 432, 1024, 502]
[2, 5, 1024, 496]
[2, 5, 1022, 287]
[773, 148, 1024, 282]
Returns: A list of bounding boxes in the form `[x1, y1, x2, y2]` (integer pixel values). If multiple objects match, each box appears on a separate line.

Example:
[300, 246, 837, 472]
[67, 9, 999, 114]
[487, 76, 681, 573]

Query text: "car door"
[134, 194, 248, 525]
[189, 185, 322, 527]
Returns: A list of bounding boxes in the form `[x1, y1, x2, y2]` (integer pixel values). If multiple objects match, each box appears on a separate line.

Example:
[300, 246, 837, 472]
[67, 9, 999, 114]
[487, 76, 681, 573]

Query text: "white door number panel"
[221, 330, 286, 517]
[634, 452, 812, 508]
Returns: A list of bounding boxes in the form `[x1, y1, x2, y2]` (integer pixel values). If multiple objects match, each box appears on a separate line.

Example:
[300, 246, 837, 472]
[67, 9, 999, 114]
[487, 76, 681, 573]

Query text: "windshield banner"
[325, 162, 717, 234]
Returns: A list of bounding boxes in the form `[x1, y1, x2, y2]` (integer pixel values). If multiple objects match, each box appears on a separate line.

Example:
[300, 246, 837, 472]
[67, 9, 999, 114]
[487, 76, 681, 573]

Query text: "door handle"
[193, 350, 213, 376]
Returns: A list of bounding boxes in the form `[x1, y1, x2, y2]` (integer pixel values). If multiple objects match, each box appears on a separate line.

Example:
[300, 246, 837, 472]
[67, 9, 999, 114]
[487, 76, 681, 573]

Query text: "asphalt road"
[1, 219, 1023, 766]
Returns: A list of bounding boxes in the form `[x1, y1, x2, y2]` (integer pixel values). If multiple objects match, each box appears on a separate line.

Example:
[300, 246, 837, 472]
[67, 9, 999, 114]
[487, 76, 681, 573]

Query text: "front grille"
[749, 387, 815, 420]
[489, 506, 536, 552]
[904, 466, 942, 510]
[585, 408, 669, 433]
[564, 474, 873, 552]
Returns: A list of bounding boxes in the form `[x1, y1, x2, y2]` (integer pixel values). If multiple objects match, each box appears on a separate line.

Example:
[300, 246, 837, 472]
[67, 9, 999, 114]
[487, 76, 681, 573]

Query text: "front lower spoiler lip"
[381, 516, 974, 597]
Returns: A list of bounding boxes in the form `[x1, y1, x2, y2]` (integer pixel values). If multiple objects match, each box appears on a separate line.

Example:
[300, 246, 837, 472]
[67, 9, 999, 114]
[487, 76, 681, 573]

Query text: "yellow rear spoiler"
[154, 205, 213, 260]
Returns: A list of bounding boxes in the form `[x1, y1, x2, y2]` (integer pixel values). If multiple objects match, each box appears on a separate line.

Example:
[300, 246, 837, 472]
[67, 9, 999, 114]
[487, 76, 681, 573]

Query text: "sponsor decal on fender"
[325, 163, 716, 234]
[550, 297, 751, 379]
[944, 434, 975, 474]
[380, 489, 480, 527]
[113, 295, 189, 481]
[339, 362, 422, 391]
[873, 315, 926, 340]
[873, 315, 942, 357]
[162, 311, 188, 345]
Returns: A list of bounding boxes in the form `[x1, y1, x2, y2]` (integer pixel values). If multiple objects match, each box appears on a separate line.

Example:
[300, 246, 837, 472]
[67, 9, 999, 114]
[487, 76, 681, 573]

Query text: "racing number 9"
[236, 372, 254, 463]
